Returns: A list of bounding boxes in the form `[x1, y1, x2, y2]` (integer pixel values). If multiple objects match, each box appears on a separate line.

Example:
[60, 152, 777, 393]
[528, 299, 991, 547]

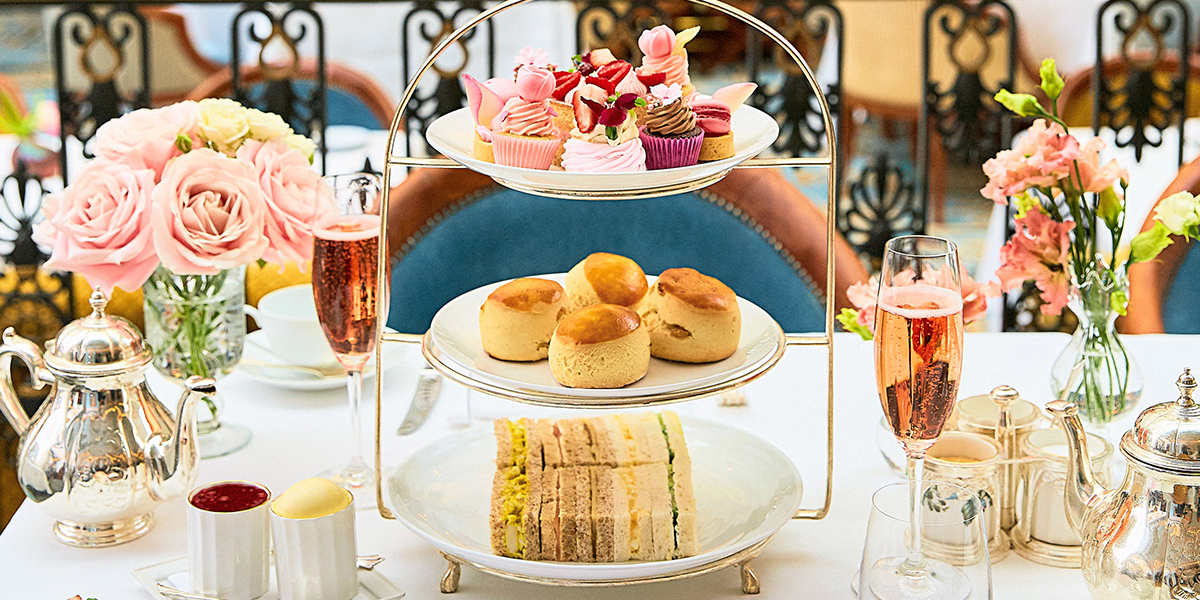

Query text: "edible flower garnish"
[580, 93, 646, 141]
[649, 83, 684, 105]
[513, 46, 552, 71]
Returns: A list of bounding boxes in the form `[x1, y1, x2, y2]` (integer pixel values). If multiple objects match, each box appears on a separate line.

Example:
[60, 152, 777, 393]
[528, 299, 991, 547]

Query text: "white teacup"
[245, 284, 338, 368]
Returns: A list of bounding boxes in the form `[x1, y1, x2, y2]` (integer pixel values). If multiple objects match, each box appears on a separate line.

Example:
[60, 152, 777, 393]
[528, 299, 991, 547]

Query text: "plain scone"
[639, 268, 741, 363]
[480, 278, 568, 361]
[549, 304, 650, 388]
[564, 253, 649, 312]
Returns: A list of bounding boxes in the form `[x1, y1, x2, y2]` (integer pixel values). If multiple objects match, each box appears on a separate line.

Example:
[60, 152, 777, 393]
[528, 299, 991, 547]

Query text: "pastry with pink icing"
[635, 25, 700, 96]
[492, 66, 563, 170]
[559, 84, 647, 173]
[689, 83, 757, 161]
[463, 74, 520, 163]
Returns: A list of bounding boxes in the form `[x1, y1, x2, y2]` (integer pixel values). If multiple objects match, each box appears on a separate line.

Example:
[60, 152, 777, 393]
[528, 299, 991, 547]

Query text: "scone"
[639, 268, 740, 363]
[564, 252, 649, 312]
[480, 278, 568, 361]
[549, 304, 650, 388]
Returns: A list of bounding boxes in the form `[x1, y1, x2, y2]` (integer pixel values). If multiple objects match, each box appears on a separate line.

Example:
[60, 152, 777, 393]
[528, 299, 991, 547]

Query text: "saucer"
[239, 331, 403, 391]
[133, 555, 404, 600]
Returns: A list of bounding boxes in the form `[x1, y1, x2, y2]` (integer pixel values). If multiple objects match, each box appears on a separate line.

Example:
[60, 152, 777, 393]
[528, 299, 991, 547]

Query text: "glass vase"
[1050, 270, 1143, 426]
[143, 265, 251, 457]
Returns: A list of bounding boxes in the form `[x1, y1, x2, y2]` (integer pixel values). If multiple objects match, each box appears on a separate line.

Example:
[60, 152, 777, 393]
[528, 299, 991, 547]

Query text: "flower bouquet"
[36, 98, 333, 455]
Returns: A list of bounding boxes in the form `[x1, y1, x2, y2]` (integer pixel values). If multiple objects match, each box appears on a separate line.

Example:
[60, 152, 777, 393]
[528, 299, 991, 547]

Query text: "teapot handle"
[0, 327, 52, 435]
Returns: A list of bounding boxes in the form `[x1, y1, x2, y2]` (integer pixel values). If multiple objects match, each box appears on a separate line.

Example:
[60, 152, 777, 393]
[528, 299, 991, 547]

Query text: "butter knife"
[398, 369, 442, 435]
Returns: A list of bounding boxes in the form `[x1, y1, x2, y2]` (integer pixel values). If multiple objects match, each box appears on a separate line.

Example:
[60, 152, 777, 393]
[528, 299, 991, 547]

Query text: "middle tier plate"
[422, 273, 786, 406]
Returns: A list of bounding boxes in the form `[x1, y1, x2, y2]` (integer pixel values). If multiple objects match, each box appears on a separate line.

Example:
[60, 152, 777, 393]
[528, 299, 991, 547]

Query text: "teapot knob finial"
[87, 288, 108, 319]
[990, 385, 1019, 406]
[1177, 368, 1196, 407]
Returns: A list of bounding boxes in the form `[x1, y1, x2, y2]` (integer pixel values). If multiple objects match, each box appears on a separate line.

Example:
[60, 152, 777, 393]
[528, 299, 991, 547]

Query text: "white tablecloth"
[1, 332, 1192, 599]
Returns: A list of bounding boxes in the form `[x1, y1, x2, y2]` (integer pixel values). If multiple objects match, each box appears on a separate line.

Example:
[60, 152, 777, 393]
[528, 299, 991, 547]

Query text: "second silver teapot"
[0, 290, 214, 547]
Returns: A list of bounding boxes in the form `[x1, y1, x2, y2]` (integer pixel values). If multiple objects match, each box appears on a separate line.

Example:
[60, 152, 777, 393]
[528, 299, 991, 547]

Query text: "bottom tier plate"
[388, 416, 802, 583]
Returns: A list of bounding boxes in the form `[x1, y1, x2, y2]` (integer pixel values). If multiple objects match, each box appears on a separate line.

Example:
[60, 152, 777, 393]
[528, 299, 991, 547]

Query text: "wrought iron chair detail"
[1093, 0, 1190, 164]
[231, 3, 328, 171]
[53, 3, 151, 183]
[841, 152, 919, 268]
[401, 0, 495, 157]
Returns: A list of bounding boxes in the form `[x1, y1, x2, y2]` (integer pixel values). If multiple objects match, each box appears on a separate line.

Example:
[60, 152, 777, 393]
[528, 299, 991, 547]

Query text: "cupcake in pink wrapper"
[639, 83, 702, 170]
[462, 74, 519, 163]
[560, 84, 646, 172]
[636, 25, 700, 96]
[492, 66, 563, 169]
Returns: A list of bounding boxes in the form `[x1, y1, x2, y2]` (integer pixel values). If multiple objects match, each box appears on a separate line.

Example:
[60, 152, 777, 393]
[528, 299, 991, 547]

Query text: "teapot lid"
[45, 289, 150, 374]
[1125, 368, 1200, 473]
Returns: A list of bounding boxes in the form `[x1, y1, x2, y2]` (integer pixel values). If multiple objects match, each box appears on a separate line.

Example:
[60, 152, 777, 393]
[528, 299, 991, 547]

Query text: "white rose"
[284, 133, 317, 164]
[246, 109, 292, 141]
[196, 98, 250, 155]
[1154, 191, 1200, 235]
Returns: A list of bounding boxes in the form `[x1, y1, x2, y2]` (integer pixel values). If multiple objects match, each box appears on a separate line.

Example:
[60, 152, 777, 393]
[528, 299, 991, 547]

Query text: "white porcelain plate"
[132, 556, 404, 600]
[388, 416, 802, 582]
[425, 106, 778, 199]
[423, 273, 785, 404]
[239, 330, 407, 391]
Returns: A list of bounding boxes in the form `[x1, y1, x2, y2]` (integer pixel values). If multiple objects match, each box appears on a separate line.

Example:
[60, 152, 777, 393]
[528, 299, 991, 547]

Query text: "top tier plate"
[421, 273, 786, 407]
[425, 106, 779, 200]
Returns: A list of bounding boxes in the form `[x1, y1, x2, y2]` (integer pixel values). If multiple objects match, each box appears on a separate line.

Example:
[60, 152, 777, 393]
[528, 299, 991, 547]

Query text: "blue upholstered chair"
[1126, 157, 1200, 333]
[385, 168, 869, 335]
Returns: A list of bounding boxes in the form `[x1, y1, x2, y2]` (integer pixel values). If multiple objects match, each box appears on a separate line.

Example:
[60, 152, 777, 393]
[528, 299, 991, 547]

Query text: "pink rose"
[516, 65, 555, 102]
[93, 101, 199, 180]
[980, 119, 1080, 204]
[996, 208, 1075, 315]
[1074, 137, 1129, 194]
[236, 139, 336, 265]
[151, 148, 270, 275]
[38, 160, 159, 293]
[639, 25, 675, 59]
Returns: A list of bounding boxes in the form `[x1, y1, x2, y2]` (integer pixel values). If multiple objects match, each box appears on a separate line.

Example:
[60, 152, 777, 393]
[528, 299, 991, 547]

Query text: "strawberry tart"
[559, 84, 647, 172]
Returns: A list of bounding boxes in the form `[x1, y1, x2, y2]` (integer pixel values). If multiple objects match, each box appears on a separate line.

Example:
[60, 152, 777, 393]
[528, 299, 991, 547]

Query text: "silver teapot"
[0, 290, 214, 547]
[1047, 368, 1200, 600]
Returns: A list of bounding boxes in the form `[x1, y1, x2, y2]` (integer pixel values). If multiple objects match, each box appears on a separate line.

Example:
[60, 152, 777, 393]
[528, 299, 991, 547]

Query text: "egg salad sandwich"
[489, 412, 698, 562]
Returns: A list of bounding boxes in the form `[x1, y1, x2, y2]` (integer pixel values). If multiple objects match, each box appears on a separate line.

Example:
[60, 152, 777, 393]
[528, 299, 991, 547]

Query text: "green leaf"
[175, 133, 192, 154]
[634, 97, 647, 107]
[836, 308, 873, 340]
[1111, 289, 1129, 316]
[1097, 186, 1123, 232]
[1038, 58, 1065, 101]
[994, 90, 1045, 118]
[256, 258, 268, 269]
[1129, 221, 1174, 263]
[605, 126, 618, 141]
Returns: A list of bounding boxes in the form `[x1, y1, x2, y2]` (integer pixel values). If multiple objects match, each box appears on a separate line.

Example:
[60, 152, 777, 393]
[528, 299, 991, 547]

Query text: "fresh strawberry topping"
[551, 71, 581, 101]
[595, 61, 632, 85]
[636, 72, 666, 87]
[585, 75, 617, 95]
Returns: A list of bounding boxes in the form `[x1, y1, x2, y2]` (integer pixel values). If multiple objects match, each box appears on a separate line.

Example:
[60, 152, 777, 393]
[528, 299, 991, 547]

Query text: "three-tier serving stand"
[370, 0, 837, 593]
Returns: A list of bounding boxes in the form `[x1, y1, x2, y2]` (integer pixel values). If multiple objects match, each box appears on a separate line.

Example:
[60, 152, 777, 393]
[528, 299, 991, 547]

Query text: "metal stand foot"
[740, 559, 760, 594]
[441, 555, 461, 593]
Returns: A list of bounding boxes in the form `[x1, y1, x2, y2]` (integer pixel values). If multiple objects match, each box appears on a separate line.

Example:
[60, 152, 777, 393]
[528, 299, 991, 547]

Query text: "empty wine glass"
[859, 481, 992, 600]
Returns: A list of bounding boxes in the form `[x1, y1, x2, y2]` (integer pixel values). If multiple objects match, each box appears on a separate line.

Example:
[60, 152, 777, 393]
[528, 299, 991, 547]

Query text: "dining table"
[0, 331, 1189, 599]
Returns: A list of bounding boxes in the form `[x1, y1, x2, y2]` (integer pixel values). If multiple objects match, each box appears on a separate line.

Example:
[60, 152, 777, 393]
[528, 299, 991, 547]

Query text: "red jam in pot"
[190, 482, 269, 513]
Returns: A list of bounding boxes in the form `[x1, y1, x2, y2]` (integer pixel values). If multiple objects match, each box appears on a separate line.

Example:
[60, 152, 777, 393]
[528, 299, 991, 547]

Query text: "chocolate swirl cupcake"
[639, 97, 703, 169]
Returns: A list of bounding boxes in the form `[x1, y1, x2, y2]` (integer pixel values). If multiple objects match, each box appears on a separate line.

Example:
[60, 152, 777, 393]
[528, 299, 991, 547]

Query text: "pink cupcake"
[492, 65, 563, 169]
[639, 83, 703, 170]
[635, 25, 700, 96]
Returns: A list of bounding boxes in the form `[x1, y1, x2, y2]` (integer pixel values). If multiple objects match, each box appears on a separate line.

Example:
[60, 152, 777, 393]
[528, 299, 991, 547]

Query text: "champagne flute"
[312, 172, 386, 508]
[870, 235, 965, 600]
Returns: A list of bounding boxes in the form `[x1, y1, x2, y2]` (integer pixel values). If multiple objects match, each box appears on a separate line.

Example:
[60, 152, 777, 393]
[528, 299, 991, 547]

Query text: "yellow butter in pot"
[271, 477, 351, 519]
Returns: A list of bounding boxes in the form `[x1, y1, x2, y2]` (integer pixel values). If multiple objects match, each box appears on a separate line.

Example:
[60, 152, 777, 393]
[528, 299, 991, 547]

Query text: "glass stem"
[905, 453, 929, 578]
[346, 369, 368, 481]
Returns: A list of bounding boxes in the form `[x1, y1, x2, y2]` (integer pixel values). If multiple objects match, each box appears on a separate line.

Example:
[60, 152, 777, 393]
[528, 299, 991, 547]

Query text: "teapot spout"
[147, 376, 215, 501]
[1045, 399, 1107, 534]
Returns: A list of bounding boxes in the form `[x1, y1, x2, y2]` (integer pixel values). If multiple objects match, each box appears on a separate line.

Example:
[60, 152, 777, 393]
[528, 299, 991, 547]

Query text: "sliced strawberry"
[585, 75, 616, 95]
[572, 83, 608, 133]
[636, 71, 666, 88]
[595, 60, 632, 84]
[551, 71, 581, 101]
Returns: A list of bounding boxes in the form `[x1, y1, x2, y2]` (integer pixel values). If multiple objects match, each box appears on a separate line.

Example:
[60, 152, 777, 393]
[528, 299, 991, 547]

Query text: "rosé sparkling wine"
[312, 214, 384, 369]
[874, 284, 964, 455]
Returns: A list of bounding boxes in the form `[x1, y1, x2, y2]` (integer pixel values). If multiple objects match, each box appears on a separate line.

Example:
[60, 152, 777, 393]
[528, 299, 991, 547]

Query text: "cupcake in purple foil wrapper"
[638, 83, 703, 170]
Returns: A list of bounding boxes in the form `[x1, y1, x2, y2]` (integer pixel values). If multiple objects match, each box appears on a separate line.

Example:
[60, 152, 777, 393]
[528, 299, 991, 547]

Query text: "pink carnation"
[151, 148, 270, 275]
[981, 119, 1080, 204]
[93, 101, 199, 180]
[236, 139, 336, 265]
[37, 160, 159, 293]
[996, 209, 1075, 315]
[1074, 137, 1129, 194]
